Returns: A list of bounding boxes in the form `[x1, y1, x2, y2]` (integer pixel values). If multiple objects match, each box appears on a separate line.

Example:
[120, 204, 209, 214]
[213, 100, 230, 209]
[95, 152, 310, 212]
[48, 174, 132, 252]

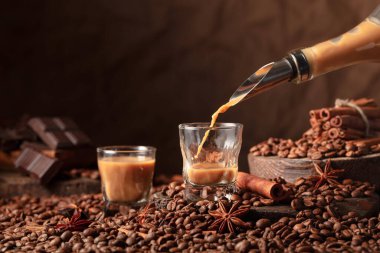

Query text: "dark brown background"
[1, 1, 380, 175]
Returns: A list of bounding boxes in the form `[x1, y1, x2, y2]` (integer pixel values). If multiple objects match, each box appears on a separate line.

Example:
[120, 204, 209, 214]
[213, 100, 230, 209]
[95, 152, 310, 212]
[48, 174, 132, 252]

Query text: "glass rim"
[97, 145, 156, 154]
[178, 122, 243, 130]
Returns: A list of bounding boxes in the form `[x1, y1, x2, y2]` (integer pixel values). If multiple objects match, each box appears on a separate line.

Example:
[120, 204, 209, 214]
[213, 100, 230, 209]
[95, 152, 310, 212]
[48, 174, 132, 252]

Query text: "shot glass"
[97, 146, 156, 208]
[179, 123, 243, 201]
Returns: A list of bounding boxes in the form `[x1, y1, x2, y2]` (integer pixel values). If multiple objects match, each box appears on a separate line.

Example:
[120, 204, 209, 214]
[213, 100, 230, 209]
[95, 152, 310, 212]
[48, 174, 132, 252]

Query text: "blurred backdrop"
[1, 0, 380, 175]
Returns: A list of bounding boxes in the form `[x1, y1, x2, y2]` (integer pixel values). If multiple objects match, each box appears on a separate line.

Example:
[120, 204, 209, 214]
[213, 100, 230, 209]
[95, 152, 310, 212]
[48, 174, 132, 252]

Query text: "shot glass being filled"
[97, 146, 156, 208]
[179, 123, 243, 201]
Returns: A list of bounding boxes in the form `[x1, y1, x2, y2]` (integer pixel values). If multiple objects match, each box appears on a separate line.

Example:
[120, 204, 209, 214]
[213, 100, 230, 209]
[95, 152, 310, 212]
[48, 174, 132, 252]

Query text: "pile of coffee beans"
[289, 177, 375, 210]
[0, 178, 379, 252]
[250, 99, 380, 159]
[250, 135, 380, 160]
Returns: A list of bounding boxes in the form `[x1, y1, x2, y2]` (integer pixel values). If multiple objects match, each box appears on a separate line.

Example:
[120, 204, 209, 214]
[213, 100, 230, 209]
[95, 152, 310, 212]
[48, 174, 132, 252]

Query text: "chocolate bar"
[15, 148, 62, 184]
[28, 117, 91, 149]
[53, 118, 78, 130]
[0, 128, 37, 152]
[21, 142, 96, 168]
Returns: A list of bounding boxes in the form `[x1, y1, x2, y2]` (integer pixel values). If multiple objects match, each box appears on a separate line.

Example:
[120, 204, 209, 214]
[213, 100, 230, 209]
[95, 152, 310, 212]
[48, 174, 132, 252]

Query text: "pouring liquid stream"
[195, 94, 245, 157]
[196, 6, 380, 159]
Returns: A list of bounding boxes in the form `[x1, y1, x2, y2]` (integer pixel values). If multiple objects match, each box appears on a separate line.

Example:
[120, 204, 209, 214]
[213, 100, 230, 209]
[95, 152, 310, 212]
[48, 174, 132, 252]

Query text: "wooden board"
[248, 153, 380, 189]
[0, 172, 100, 197]
[250, 194, 379, 220]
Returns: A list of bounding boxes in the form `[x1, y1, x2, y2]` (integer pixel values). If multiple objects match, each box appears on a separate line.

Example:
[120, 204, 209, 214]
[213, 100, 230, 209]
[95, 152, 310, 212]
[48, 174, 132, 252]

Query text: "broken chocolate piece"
[53, 117, 78, 130]
[0, 128, 37, 152]
[20, 142, 96, 168]
[28, 118, 60, 132]
[14, 148, 62, 184]
[43, 131, 73, 149]
[27, 117, 91, 149]
[64, 131, 91, 146]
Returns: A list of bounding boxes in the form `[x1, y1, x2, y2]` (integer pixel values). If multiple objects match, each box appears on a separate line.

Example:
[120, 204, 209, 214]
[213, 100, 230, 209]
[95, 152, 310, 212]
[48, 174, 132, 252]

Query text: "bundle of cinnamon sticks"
[250, 98, 380, 159]
[307, 98, 380, 141]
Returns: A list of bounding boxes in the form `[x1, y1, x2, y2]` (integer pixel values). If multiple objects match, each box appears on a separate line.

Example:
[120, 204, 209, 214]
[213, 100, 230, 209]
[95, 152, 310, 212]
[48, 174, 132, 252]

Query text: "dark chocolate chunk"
[20, 141, 50, 152]
[14, 147, 39, 173]
[14, 148, 62, 184]
[28, 118, 60, 132]
[43, 131, 73, 149]
[65, 131, 91, 146]
[21, 142, 96, 168]
[0, 128, 37, 152]
[27, 117, 91, 149]
[53, 117, 78, 130]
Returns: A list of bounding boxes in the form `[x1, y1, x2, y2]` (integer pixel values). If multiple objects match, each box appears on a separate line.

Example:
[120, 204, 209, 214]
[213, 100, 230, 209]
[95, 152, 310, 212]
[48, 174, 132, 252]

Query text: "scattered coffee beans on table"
[0, 175, 378, 252]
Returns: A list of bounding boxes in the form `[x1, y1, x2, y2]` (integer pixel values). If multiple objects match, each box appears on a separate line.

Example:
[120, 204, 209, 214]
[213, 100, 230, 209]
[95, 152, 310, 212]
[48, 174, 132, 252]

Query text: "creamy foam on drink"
[187, 162, 238, 185]
[98, 156, 155, 203]
[196, 95, 245, 157]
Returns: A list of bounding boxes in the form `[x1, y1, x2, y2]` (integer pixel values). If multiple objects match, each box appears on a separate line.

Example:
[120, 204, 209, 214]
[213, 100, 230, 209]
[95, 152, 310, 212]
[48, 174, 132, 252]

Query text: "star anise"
[208, 201, 250, 233]
[137, 202, 155, 225]
[55, 209, 92, 232]
[309, 159, 344, 189]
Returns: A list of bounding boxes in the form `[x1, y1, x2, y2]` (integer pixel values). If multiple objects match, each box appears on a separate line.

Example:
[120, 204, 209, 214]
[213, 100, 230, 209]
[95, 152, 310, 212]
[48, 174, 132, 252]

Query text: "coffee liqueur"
[98, 156, 155, 203]
[187, 162, 238, 185]
[179, 123, 242, 201]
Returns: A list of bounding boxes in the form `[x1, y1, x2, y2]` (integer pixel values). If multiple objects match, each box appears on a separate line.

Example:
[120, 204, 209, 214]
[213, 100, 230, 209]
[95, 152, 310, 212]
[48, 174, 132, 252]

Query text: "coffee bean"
[334, 195, 344, 201]
[94, 235, 106, 244]
[230, 194, 241, 201]
[83, 228, 96, 237]
[293, 223, 305, 232]
[341, 229, 352, 239]
[294, 178, 306, 187]
[235, 240, 250, 252]
[60, 230, 72, 242]
[252, 201, 262, 207]
[348, 211, 358, 218]
[351, 190, 363, 198]
[166, 201, 177, 211]
[242, 192, 251, 200]
[364, 190, 374, 197]
[260, 198, 274, 206]
[189, 228, 202, 236]
[310, 151, 323, 160]
[256, 219, 271, 229]
[49, 237, 61, 247]
[284, 232, 298, 242]
[126, 237, 135, 246]
[178, 242, 188, 250]
[291, 199, 304, 210]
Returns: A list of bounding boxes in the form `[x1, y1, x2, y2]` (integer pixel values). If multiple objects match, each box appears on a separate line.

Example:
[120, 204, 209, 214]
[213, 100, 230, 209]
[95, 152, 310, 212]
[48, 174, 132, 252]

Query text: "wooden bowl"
[248, 152, 380, 189]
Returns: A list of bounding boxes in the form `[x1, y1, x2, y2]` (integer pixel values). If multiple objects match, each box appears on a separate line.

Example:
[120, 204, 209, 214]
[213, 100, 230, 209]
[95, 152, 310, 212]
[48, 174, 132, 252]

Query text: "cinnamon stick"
[319, 107, 380, 121]
[328, 127, 364, 140]
[302, 128, 314, 139]
[309, 109, 322, 119]
[330, 115, 380, 131]
[322, 121, 331, 131]
[330, 116, 342, 128]
[309, 118, 321, 128]
[351, 98, 377, 107]
[338, 128, 364, 140]
[348, 137, 380, 148]
[328, 128, 340, 139]
[236, 172, 286, 201]
[321, 131, 329, 140]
